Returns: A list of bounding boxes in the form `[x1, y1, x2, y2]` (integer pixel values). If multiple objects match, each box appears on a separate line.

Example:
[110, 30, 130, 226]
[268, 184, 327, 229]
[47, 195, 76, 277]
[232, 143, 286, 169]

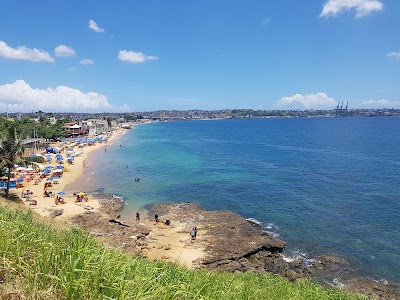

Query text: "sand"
[18, 130, 127, 219]
[138, 218, 206, 268]
[15, 126, 207, 268]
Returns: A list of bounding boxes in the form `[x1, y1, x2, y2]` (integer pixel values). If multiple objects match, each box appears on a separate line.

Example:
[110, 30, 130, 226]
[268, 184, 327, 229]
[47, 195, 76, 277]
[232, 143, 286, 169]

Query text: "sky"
[0, 0, 399, 113]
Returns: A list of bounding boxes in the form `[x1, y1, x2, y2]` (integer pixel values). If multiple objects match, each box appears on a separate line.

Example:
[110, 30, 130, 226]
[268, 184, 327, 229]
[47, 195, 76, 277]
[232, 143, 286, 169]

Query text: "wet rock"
[289, 258, 304, 268]
[108, 219, 130, 227]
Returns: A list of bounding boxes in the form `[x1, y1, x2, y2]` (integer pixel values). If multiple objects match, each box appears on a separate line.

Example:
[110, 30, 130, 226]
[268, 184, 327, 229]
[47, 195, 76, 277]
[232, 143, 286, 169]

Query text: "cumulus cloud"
[80, 58, 95, 65]
[88, 20, 104, 33]
[54, 44, 76, 57]
[118, 50, 159, 63]
[0, 80, 130, 113]
[386, 52, 400, 60]
[276, 92, 337, 109]
[359, 99, 400, 108]
[0, 40, 54, 62]
[320, 0, 383, 19]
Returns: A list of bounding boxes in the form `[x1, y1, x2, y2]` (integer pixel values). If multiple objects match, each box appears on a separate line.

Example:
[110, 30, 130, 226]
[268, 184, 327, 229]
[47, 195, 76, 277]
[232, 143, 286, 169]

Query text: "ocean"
[69, 117, 400, 282]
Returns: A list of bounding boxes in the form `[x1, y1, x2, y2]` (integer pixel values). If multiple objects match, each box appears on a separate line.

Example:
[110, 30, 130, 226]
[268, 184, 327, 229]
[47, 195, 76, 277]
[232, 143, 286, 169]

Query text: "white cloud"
[54, 44, 76, 57]
[359, 99, 400, 108]
[0, 40, 54, 62]
[386, 52, 400, 59]
[320, 0, 383, 19]
[80, 58, 95, 65]
[276, 92, 337, 109]
[118, 50, 159, 63]
[88, 20, 104, 33]
[0, 80, 130, 113]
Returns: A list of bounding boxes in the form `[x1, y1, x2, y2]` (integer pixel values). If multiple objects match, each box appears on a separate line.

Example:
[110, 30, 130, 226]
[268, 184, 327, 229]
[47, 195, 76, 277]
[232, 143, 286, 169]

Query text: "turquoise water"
[73, 117, 400, 282]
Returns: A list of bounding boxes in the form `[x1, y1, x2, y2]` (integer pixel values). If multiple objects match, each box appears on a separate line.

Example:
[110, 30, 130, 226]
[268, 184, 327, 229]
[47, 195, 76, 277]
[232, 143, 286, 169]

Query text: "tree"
[0, 125, 25, 198]
[106, 118, 112, 129]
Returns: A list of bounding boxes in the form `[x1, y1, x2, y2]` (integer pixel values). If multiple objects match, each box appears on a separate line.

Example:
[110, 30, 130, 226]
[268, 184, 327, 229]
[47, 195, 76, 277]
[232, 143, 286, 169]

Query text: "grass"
[0, 198, 369, 300]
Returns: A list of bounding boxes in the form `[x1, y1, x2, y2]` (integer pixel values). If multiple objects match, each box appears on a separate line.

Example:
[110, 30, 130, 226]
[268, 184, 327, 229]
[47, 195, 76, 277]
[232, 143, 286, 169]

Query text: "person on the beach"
[155, 214, 159, 223]
[194, 226, 198, 238]
[190, 228, 196, 241]
[136, 211, 140, 221]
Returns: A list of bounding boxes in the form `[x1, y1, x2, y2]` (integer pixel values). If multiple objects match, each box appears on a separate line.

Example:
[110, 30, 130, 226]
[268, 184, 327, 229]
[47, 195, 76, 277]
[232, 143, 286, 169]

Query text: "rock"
[285, 269, 299, 282]
[312, 256, 350, 272]
[345, 277, 400, 300]
[289, 258, 304, 268]
[49, 208, 63, 218]
[151, 202, 286, 275]
[108, 219, 130, 227]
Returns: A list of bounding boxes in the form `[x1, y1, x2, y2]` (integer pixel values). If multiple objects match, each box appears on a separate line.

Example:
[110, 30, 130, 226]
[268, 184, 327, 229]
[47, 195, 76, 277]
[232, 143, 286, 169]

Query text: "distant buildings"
[1, 108, 400, 126]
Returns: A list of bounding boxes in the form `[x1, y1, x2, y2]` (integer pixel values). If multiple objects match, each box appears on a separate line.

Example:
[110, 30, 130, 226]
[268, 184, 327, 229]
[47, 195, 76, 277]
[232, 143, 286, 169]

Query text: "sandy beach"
[14, 126, 207, 268]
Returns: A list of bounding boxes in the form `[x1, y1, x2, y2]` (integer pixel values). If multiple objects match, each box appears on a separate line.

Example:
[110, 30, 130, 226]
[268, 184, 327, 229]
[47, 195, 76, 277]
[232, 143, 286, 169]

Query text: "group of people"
[135, 211, 198, 241]
[44, 189, 53, 197]
[20, 189, 37, 205]
[55, 195, 66, 205]
[75, 194, 89, 203]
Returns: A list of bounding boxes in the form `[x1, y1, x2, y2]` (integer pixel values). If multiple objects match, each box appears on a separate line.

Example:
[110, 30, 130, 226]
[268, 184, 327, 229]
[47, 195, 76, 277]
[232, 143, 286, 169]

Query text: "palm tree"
[0, 125, 25, 198]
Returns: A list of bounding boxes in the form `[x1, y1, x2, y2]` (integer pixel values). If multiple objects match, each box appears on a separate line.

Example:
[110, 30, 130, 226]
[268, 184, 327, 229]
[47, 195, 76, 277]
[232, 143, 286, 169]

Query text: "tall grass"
[0, 204, 368, 300]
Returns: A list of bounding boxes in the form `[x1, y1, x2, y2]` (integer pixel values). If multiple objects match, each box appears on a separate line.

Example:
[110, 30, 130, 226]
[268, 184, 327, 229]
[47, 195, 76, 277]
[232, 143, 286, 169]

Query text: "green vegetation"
[0, 201, 367, 300]
[0, 116, 68, 140]
[0, 125, 25, 198]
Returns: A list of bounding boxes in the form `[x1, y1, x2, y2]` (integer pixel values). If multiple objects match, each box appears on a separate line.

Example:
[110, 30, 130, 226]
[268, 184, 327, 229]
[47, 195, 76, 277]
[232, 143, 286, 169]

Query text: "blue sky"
[0, 0, 399, 112]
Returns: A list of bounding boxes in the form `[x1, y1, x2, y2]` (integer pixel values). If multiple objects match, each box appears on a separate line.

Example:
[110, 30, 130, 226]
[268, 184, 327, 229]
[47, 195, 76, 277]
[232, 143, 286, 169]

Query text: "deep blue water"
[72, 117, 400, 282]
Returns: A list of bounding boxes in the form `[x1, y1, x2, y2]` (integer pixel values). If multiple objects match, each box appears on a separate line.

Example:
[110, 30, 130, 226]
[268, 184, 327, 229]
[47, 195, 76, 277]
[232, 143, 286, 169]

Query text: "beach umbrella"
[57, 191, 66, 195]
[78, 192, 85, 197]
[56, 165, 64, 169]
[15, 166, 26, 171]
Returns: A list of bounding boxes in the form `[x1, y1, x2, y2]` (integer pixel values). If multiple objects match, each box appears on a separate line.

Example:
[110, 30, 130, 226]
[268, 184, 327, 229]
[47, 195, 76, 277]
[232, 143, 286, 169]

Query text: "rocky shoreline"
[71, 198, 399, 300]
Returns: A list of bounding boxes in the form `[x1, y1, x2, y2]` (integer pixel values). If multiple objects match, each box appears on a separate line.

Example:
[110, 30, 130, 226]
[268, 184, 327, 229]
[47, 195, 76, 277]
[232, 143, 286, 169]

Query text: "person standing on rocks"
[194, 226, 198, 238]
[190, 228, 196, 241]
[136, 211, 140, 221]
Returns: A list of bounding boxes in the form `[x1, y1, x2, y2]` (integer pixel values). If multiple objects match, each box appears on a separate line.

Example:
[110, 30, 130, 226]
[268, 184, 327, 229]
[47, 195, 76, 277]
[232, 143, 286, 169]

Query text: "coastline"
[10, 123, 400, 299]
